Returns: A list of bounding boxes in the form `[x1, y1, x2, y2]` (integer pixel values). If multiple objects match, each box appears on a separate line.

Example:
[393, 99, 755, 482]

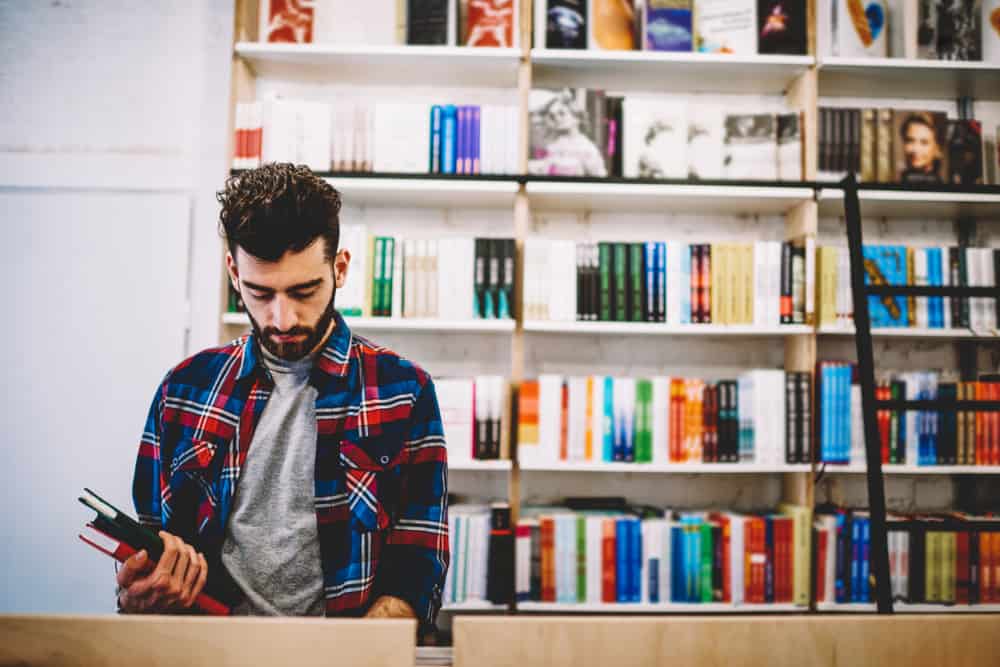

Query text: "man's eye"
[290, 290, 317, 300]
[250, 291, 273, 300]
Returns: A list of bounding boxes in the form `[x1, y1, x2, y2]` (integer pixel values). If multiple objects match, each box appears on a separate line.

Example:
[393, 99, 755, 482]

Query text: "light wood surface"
[0, 615, 415, 667]
[454, 615, 1000, 667]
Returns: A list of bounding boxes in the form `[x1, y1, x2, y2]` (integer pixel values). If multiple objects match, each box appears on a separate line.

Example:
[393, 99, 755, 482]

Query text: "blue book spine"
[657, 242, 667, 322]
[613, 400, 626, 462]
[680, 245, 691, 324]
[841, 364, 852, 463]
[850, 517, 861, 602]
[616, 519, 628, 603]
[645, 242, 656, 323]
[645, 7, 693, 51]
[429, 105, 443, 173]
[917, 377, 927, 466]
[896, 246, 909, 327]
[820, 365, 831, 462]
[834, 513, 847, 603]
[671, 525, 684, 602]
[602, 377, 614, 462]
[688, 523, 700, 602]
[441, 105, 457, 174]
[929, 379, 938, 464]
[649, 556, 660, 603]
[632, 519, 642, 602]
[471, 106, 481, 174]
[927, 248, 940, 328]
[860, 518, 871, 602]
[455, 106, 467, 175]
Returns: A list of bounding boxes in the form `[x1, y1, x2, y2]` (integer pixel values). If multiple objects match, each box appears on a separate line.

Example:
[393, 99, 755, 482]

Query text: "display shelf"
[234, 42, 521, 87]
[531, 49, 813, 95]
[818, 187, 1000, 219]
[450, 460, 513, 472]
[818, 325, 999, 340]
[524, 321, 814, 337]
[818, 602, 1000, 613]
[820, 464, 1000, 475]
[817, 57, 1000, 100]
[221, 312, 515, 333]
[525, 179, 814, 215]
[324, 174, 520, 208]
[516, 602, 805, 613]
[519, 461, 810, 474]
[441, 601, 508, 612]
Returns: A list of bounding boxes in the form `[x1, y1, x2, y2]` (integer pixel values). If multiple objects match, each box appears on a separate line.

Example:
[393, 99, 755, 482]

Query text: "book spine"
[614, 243, 627, 322]
[631, 243, 644, 322]
[441, 105, 457, 174]
[429, 105, 443, 173]
[602, 518, 616, 603]
[780, 242, 792, 324]
[500, 238, 514, 320]
[645, 242, 656, 323]
[599, 242, 612, 322]
[471, 105, 481, 174]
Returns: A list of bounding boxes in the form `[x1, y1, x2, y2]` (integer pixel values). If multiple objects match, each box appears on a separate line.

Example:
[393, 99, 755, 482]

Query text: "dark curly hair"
[217, 163, 342, 263]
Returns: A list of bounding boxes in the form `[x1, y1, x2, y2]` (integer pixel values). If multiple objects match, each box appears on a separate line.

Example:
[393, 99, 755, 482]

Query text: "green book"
[577, 515, 586, 602]
[700, 522, 714, 603]
[630, 243, 643, 322]
[599, 243, 612, 322]
[383, 236, 395, 316]
[614, 243, 627, 322]
[635, 380, 653, 463]
[373, 237, 385, 316]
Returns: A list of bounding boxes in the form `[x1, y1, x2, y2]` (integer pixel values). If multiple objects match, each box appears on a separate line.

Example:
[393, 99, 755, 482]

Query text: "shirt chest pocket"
[339, 436, 405, 533]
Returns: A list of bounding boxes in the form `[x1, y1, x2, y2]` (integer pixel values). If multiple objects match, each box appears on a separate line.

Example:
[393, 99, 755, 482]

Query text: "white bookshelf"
[818, 601, 1000, 613]
[822, 464, 1000, 476]
[524, 321, 814, 337]
[519, 461, 810, 474]
[450, 460, 513, 472]
[221, 312, 515, 334]
[235, 42, 521, 87]
[817, 325, 999, 340]
[817, 188, 1000, 219]
[525, 181, 814, 216]
[531, 50, 813, 95]
[516, 602, 804, 613]
[325, 176, 519, 209]
[817, 57, 1000, 101]
[441, 600, 508, 612]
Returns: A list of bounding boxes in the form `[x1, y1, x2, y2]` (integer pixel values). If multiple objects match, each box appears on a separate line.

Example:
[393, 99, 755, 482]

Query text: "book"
[947, 119, 984, 185]
[986, 1, 1000, 62]
[407, 0, 452, 44]
[544, 0, 589, 48]
[259, 0, 315, 43]
[694, 0, 756, 54]
[834, 0, 888, 57]
[687, 105, 724, 180]
[756, 0, 807, 54]
[776, 113, 802, 181]
[466, 0, 516, 46]
[936, 0, 983, 61]
[893, 110, 949, 185]
[888, 0, 919, 58]
[623, 97, 688, 178]
[589, 0, 638, 50]
[643, 0, 694, 51]
[528, 89, 609, 177]
[724, 113, 777, 180]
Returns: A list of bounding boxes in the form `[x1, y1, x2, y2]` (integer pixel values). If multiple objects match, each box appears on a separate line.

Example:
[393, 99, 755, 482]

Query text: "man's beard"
[246, 289, 337, 362]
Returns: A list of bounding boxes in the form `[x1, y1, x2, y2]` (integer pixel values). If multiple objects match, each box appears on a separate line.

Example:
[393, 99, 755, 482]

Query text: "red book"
[261, 0, 314, 43]
[993, 532, 1000, 603]
[748, 517, 766, 604]
[816, 528, 828, 603]
[690, 245, 701, 323]
[992, 382, 1000, 466]
[559, 381, 569, 461]
[782, 518, 794, 603]
[701, 245, 712, 324]
[976, 382, 986, 465]
[465, 0, 515, 47]
[956, 530, 970, 604]
[878, 384, 891, 464]
[670, 379, 684, 462]
[540, 517, 555, 602]
[601, 519, 617, 603]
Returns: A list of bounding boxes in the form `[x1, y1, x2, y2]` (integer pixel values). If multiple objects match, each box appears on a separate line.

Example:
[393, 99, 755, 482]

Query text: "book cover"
[757, 0, 807, 54]
[723, 114, 777, 180]
[936, 0, 982, 61]
[260, 0, 315, 43]
[407, 0, 452, 44]
[529, 89, 609, 177]
[546, 0, 589, 48]
[687, 105, 724, 180]
[590, 0, 638, 50]
[986, 0, 1000, 62]
[466, 0, 516, 46]
[947, 119, 984, 185]
[695, 0, 756, 53]
[917, 0, 939, 58]
[835, 0, 888, 57]
[644, 0, 693, 51]
[623, 97, 688, 178]
[776, 112, 802, 181]
[893, 110, 949, 185]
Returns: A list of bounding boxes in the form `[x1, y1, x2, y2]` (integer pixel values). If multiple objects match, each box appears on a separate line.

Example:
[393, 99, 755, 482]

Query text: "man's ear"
[225, 251, 240, 292]
[334, 248, 351, 289]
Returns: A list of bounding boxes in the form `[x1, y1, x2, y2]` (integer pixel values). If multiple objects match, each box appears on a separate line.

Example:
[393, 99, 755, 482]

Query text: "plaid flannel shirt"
[132, 311, 449, 628]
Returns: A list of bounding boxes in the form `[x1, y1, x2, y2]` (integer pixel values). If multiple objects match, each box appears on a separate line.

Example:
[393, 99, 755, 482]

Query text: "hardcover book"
[590, 0, 638, 50]
[467, 0, 516, 46]
[756, 0, 807, 54]
[947, 119, 984, 185]
[834, 0, 888, 57]
[546, 0, 589, 48]
[529, 89, 609, 176]
[623, 97, 688, 178]
[644, 0, 693, 51]
[935, 0, 982, 61]
[892, 110, 949, 185]
[723, 113, 777, 180]
[260, 0, 315, 43]
[407, 0, 452, 44]
[695, 0, 756, 54]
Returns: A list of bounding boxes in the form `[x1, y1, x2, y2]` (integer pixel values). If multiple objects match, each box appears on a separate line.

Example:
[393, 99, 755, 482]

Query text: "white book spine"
[567, 377, 586, 462]
[915, 249, 928, 328]
[391, 235, 404, 319]
[805, 236, 816, 324]
[591, 375, 605, 462]
[427, 239, 439, 318]
[941, 246, 951, 330]
[538, 375, 564, 464]
[667, 242, 682, 324]
[652, 376, 670, 465]
[586, 516, 602, 603]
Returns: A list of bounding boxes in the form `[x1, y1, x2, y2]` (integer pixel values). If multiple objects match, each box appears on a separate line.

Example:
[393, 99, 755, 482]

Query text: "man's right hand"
[116, 531, 208, 614]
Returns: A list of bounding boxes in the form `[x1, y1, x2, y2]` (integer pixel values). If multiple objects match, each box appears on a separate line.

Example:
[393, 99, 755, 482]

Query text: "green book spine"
[599, 243, 612, 322]
[635, 379, 653, 463]
[700, 523, 713, 603]
[577, 516, 586, 602]
[614, 243, 627, 322]
[373, 237, 385, 316]
[630, 243, 643, 322]
[384, 237, 395, 316]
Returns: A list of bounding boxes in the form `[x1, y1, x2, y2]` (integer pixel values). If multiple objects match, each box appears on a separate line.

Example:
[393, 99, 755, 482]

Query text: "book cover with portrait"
[622, 97, 688, 179]
[892, 110, 949, 185]
[723, 113, 777, 181]
[529, 88, 609, 177]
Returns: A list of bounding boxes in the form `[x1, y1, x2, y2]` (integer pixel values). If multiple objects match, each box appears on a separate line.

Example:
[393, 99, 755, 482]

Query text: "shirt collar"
[237, 310, 352, 382]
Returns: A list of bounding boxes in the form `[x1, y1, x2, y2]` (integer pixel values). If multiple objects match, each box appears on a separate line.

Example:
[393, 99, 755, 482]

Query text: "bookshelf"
[516, 602, 804, 613]
[817, 326, 1000, 340]
[224, 0, 1000, 619]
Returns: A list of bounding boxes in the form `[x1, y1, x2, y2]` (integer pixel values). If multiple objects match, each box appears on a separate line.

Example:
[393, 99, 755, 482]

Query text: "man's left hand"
[364, 595, 416, 619]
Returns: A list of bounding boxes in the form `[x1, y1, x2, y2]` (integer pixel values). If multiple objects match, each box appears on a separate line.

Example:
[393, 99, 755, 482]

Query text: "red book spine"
[540, 517, 555, 602]
[701, 245, 712, 324]
[744, 518, 753, 602]
[956, 531, 970, 604]
[878, 384, 890, 464]
[992, 382, 1000, 466]
[601, 519, 616, 603]
[783, 519, 794, 603]
[690, 245, 701, 324]
[721, 516, 732, 603]
[816, 529, 828, 602]
[980, 532, 992, 603]
[670, 380, 683, 462]
[976, 382, 985, 465]
[750, 518, 763, 604]
[559, 381, 569, 461]
[993, 532, 1000, 603]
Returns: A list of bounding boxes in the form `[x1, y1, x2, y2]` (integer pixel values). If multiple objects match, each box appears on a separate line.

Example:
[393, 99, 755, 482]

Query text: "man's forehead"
[236, 242, 328, 287]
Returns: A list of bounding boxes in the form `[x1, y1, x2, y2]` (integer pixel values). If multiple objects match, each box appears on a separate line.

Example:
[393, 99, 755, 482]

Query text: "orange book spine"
[559, 381, 569, 461]
[670, 379, 684, 462]
[584, 377, 594, 461]
[991, 382, 1000, 466]
[993, 532, 1000, 603]
[980, 532, 992, 603]
[721, 517, 732, 603]
[744, 518, 754, 602]
[976, 382, 985, 465]
[601, 519, 616, 603]
[540, 517, 555, 602]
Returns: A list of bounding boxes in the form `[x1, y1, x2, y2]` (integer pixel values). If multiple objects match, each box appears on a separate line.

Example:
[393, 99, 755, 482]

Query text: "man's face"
[227, 238, 350, 362]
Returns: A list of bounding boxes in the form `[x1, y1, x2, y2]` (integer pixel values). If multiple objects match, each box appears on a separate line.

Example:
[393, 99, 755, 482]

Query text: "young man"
[115, 163, 449, 632]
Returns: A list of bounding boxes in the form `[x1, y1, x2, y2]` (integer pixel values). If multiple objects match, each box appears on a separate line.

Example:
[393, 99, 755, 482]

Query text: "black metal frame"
[840, 173, 1000, 614]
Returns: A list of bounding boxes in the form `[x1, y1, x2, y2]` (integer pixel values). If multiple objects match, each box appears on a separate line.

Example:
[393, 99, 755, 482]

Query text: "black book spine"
[503, 238, 515, 320]
[576, 243, 585, 321]
[407, 0, 450, 45]
[488, 239, 502, 319]
[908, 523, 926, 603]
[724, 380, 736, 463]
[958, 245, 970, 328]
[632, 242, 644, 323]
[786, 371, 797, 464]
[486, 504, 514, 604]
[800, 373, 813, 464]
[764, 517, 775, 603]
[994, 249, 1000, 328]
[476, 383, 489, 460]
[780, 242, 792, 324]
[969, 529, 979, 605]
[590, 243, 600, 321]
[712, 523, 724, 601]
[529, 523, 542, 600]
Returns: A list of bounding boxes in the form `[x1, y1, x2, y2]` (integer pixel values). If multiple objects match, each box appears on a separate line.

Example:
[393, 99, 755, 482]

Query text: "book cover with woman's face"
[893, 110, 948, 184]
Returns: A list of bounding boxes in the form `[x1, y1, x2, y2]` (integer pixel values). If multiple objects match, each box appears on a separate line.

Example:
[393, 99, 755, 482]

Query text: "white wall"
[0, 0, 233, 613]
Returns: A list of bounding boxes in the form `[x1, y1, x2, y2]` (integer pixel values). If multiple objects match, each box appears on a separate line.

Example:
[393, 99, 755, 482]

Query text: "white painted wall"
[0, 0, 233, 613]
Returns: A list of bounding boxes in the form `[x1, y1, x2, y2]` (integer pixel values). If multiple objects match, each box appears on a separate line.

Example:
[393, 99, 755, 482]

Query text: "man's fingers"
[116, 550, 151, 588]
[156, 532, 180, 581]
[179, 545, 200, 607]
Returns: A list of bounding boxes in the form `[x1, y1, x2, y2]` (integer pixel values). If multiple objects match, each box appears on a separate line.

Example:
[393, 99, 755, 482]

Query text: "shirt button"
[380, 455, 389, 465]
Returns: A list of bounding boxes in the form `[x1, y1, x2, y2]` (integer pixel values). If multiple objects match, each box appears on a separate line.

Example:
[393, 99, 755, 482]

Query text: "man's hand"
[364, 595, 416, 619]
[116, 531, 208, 614]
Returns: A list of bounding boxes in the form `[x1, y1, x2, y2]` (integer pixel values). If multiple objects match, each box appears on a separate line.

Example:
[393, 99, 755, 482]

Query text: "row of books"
[529, 88, 802, 180]
[818, 0, 1000, 62]
[537, 1, 807, 55]
[232, 99, 521, 175]
[444, 503, 514, 606]
[817, 363, 1000, 466]
[818, 107, 992, 186]
[516, 371, 813, 466]
[815, 509, 1000, 606]
[524, 239, 814, 326]
[437, 376, 509, 462]
[817, 245, 1000, 332]
[515, 504, 811, 605]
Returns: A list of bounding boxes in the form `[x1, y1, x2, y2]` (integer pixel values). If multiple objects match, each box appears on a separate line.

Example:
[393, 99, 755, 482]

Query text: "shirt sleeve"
[132, 377, 169, 533]
[375, 376, 450, 632]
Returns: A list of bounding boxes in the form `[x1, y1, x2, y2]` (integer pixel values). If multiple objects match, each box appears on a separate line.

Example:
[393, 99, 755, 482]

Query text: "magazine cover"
[723, 114, 777, 180]
[695, 0, 757, 53]
[892, 110, 948, 184]
[590, 0, 638, 50]
[644, 0, 694, 51]
[467, 0, 516, 47]
[835, 0, 888, 57]
[757, 0, 807, 54]
[547, 0, 588, 48]
[623, 97, 688, 179]
[529, 89, 609, 177]
[985, 0, 1000, 62]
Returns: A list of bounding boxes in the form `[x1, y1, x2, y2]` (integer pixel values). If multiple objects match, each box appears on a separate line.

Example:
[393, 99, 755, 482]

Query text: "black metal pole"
[841, 173, 893, 613]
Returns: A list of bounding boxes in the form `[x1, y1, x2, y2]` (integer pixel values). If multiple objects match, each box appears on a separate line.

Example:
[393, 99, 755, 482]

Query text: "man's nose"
[272, 296, 297, 332]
